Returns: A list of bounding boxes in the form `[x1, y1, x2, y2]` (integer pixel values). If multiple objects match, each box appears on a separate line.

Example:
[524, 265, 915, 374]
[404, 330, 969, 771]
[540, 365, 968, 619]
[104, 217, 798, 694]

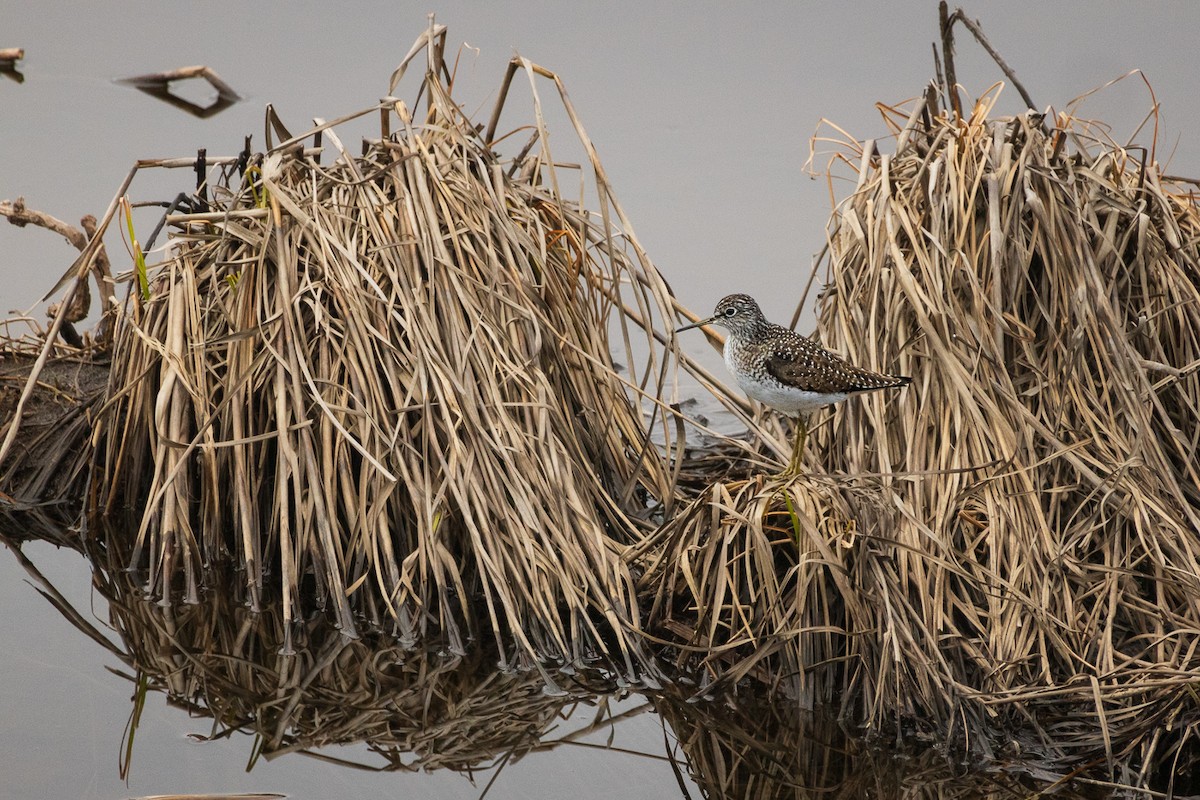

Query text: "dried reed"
[657, 82, 1200, 786]
[87, 27, 687, 671]
[0, 338, 107, 507]
[818, 86, 1200, 779]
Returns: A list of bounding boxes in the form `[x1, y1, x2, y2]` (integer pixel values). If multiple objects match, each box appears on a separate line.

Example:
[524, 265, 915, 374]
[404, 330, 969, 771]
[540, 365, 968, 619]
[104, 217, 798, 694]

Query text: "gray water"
[5, 2, 1200, 797]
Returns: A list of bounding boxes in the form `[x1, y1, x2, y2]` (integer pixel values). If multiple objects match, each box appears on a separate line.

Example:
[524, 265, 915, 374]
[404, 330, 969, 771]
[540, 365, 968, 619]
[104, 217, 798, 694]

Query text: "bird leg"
[782, 415, 809, 477]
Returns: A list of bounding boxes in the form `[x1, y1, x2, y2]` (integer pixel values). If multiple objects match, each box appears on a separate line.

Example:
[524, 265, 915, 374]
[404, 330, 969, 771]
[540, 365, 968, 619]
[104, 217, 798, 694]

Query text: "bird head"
[675, 293, 765, 336]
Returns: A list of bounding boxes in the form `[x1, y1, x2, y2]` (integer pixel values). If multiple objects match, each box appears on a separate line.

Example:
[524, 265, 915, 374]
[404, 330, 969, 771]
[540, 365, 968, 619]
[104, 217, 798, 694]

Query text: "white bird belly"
[724, 341, 846, 414]
[740, 377, 846, 414]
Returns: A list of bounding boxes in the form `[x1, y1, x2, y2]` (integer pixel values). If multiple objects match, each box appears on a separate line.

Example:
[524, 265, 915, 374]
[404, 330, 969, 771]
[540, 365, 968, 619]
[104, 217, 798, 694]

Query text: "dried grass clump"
[639, 473, 886, 703]
[87, 27, 687, 669]
[0, 333, 107, 507]
[813, 88, 1200, 774]
[658, 81, 1200, 784]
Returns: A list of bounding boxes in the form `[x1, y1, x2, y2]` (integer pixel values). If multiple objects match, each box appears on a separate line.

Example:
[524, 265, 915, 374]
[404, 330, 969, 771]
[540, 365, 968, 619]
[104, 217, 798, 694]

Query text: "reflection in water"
[88, 522, 627, 774]
[0, 511, 1114, 799]
[116, 65, 241, 118]
[0, 47, 23, 83]
[655, 686, 1096, 800]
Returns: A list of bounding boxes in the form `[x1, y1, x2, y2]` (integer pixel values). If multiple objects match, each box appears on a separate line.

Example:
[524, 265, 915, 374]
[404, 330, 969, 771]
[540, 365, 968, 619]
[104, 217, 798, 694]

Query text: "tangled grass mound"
[661, 84, 1200, 784]
[87, 28, 688, 668]
[818, 89, 1200, 774]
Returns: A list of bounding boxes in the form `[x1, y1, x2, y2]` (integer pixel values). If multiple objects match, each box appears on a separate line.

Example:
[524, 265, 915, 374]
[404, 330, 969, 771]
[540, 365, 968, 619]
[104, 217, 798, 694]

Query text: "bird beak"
[676, 315, 717, 333]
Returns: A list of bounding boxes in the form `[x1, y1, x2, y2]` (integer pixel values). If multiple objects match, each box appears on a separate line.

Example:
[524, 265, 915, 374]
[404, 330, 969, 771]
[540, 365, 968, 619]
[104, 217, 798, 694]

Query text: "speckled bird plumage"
[679, 293, 910, 416]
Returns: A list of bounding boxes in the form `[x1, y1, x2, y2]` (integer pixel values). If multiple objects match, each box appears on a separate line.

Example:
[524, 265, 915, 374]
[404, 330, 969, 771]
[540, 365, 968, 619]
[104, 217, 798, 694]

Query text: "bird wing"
[762, 340, 847, 393]
[764, 339, 910, 394]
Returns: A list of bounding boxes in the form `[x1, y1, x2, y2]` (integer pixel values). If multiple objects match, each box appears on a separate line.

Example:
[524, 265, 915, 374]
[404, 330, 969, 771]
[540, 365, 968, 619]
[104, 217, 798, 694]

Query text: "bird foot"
[774, 461, 805, 480]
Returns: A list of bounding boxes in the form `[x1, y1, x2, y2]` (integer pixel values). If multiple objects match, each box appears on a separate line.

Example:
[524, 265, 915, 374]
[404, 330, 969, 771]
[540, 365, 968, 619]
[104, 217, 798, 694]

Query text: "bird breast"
[723, 335, 848, 415]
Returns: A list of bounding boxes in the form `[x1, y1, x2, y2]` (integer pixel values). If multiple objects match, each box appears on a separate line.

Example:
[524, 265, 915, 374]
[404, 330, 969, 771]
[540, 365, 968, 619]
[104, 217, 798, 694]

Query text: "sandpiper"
[677, 293, 910, 475]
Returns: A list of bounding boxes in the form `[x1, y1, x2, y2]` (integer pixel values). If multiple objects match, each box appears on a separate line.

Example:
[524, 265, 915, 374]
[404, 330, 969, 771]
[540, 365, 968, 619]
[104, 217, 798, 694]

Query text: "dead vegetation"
[82, 26, 693, 671]
[2, 16, 1200, 793]
[655, 80, 1200, 785]
[816, 85, 1200, 779]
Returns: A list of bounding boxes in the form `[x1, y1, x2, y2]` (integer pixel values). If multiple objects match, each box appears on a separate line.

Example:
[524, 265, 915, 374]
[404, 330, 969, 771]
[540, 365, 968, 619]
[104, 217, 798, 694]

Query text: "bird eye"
[724, 307, 736, 316]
